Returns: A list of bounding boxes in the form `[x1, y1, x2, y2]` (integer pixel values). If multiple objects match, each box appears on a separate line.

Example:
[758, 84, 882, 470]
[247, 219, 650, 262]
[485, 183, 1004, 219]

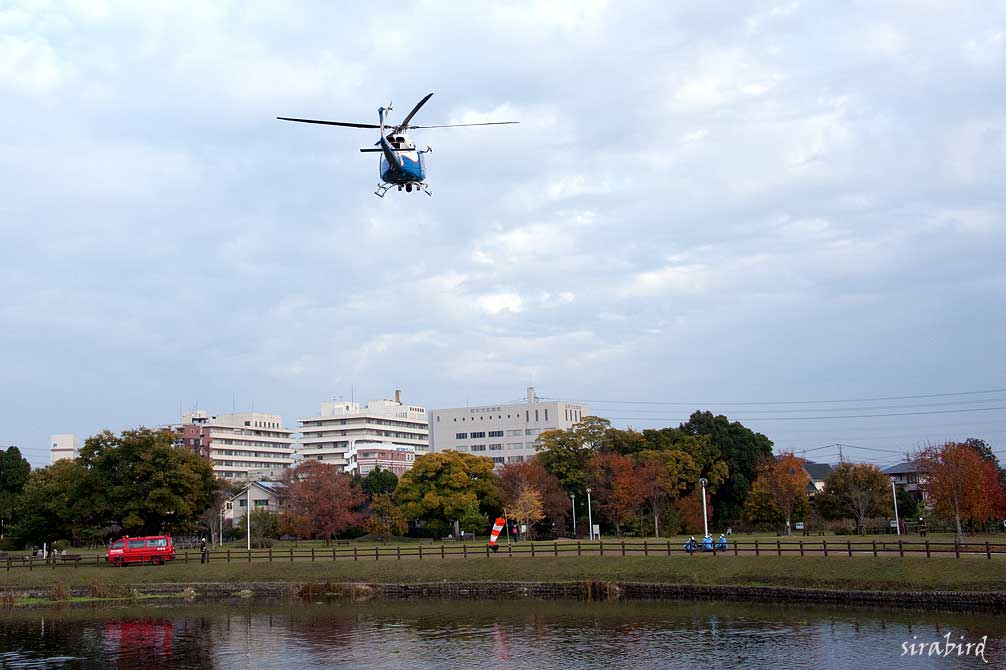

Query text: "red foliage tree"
[281, 460, 366, 542]
[588, 452, 646, 536]
[674, 488, 713, 536]
[918, 442, 1006, 539]
[499, 460, 569, 529]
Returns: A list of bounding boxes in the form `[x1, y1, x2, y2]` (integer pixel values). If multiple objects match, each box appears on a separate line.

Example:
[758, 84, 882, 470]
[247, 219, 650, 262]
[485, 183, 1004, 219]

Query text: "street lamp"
[699, 478, 709, 537]
[890, 476, 901, 536]
[570, 494, 577, 537]
[586, 487, 594, 540]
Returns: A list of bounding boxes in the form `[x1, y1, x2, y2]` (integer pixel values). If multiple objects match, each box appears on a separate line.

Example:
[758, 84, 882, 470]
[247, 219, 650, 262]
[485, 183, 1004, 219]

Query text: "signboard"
[592, 524, 600, 540]
[890, 519, 899, 528]
[794, 522, 805, 530]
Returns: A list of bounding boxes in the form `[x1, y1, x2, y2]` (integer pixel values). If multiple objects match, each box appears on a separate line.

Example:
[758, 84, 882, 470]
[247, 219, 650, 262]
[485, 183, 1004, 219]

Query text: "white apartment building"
[49, 434, 80, 464]
[180, 411, 297, 480]
[298, 390, 428, 474]
[429, 388, 590, 467]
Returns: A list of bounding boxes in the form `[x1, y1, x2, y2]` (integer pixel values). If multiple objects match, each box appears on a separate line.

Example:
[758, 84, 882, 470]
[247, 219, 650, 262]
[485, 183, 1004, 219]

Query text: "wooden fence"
[3, 539, 1005, 571]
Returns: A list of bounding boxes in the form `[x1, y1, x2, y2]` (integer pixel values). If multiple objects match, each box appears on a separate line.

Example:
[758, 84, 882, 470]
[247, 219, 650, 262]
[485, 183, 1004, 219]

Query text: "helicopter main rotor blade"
[277, 117, 381, 129]
[391, 92, 435, 135]
[407, 121, 520, 129]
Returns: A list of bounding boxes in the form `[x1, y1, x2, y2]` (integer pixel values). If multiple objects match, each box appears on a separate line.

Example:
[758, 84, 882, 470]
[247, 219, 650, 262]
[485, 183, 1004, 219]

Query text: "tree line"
[1, 417, 1003, 549]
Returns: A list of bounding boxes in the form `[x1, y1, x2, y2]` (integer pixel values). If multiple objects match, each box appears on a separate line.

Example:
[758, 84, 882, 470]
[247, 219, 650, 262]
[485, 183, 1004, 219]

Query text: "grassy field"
[2, 554, 1004, 594]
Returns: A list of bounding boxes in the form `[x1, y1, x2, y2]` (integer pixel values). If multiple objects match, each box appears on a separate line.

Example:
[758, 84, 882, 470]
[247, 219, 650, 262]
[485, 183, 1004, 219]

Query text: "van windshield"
[111, 541, 125, 549]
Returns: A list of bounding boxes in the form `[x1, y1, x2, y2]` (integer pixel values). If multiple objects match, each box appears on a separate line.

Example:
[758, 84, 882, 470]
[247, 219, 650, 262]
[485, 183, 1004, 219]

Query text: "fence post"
[248, 549, 252, 563]
[668, 540, 672, 556]
[290, 548, 294, 562]
[755, 540, 760, 556]
[508, 543, 512, 558]
[375, 547, 379, 561]
[440, 544, 445, 560]
[799, 541, 804, 557]
[872, 540, 877, 558]
[986, 542, 992, 560]
[184, 551, 188, 565]
[227, 549, 231, 563]
[485, 543, 490, 558]
[823, 540, 828, 557]
[311, 548, 315, 562]
[644, 540, 648, 557]
[354, 546, 358, 561]
[898, 540, 904, 558]
[418, 544, 423, 561]
[332, 547, 336, 561]
[954, 542, 960, 559]
[463, 544, 467, 560]
[599, 540, 604, 556]
[733, 541, 738, 556]
[269, 548, 273, 562]
[925, 540, 930, 558]
[776, 540, 781, 557]
[531, 542, 535, 558]
[397, 546, 402, 560]
[553, 541, 558, 557]
[578, 541, 582, 557]
[621, 541, 625, 557]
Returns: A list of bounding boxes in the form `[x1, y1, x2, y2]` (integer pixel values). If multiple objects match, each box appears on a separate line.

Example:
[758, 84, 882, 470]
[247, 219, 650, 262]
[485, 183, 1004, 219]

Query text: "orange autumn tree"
[743, 453, 810, 535]
[917, 442, 1006, 541]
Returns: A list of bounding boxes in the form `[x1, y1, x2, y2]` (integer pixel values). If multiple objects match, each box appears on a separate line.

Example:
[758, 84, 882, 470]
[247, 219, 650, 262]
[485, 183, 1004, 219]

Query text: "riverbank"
[2, 556, 1004, 610]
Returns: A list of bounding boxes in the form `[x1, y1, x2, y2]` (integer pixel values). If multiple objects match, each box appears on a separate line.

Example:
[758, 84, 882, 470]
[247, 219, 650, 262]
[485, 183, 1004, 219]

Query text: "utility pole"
[246, 484, 252, 551]
[571, 494, 576, 537]
[699, 478, 709, 537]
[891, 477, 901, 536]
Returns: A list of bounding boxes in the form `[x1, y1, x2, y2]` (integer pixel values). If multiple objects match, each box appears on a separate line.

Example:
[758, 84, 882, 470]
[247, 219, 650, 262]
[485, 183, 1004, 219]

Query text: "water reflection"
[0, 599, 1002, 669]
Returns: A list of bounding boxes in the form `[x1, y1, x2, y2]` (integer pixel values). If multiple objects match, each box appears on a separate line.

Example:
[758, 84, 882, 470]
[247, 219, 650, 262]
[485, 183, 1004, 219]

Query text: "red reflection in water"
[103, 619, 173, 669]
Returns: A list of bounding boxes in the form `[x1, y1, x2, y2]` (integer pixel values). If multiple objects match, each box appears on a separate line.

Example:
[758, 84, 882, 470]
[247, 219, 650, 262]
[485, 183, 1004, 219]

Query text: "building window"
[471, 431, 486, 439]
[254, 499, 269, 507]
[507, 442, 522, 449]
[544, 409, 548, 422]
[492, 457, 505, 464]
[535, 410, 539, 422]
[489, 444, 503, 450]
[456, 433, 468, 440]
[239, 499, 247, 507]
[525, 428, 539, 436]
[488, 430, 503, 437]
[508, 455, 524, 463]
[471, 445, 486, 452]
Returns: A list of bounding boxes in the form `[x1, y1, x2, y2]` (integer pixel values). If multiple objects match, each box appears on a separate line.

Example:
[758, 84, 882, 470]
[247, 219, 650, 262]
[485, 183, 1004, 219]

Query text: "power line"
[554, 387, 1006, 407]
[607, 405, 1006, 422]
[585, 397, 1006, 414]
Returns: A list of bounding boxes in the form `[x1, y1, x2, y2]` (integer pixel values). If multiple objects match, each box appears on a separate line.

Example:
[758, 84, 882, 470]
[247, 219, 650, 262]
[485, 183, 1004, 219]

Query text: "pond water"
[0, 598, 1003, 669]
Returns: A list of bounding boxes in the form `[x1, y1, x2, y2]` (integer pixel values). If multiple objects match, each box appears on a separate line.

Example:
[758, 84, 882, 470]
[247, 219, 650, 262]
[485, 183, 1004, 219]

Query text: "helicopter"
[278, 93, 518, 197]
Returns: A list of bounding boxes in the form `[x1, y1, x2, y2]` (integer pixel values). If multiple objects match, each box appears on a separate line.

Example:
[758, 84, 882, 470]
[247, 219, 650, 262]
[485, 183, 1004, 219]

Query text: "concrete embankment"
[8, 581, 1005, 613]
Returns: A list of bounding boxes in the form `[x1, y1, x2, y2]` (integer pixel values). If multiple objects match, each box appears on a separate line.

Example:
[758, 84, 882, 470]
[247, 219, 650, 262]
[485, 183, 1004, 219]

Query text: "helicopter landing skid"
[374, 182, 432, 197]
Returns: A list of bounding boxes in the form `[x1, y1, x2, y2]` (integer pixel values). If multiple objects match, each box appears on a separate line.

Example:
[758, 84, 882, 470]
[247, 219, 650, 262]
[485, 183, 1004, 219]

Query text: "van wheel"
[113, 558, 123, 568]
[152, 557, 163, 566]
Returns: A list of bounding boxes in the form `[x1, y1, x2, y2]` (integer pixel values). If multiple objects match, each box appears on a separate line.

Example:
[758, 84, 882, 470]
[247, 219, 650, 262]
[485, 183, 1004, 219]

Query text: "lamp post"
[246, 483, 252, 551]
[699, 478, 709, 537]
[571, 494, 577, 537]
[890, 476, 901, 536]
[586, 487, 594, 540]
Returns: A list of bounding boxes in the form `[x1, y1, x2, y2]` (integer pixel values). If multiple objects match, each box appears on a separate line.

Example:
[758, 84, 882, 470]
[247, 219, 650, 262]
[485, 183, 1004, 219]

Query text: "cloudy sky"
[1, 1, 1003, 468]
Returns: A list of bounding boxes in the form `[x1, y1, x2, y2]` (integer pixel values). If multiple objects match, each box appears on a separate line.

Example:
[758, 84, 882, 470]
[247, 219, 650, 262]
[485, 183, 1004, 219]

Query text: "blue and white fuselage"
[377, 106, 429, 191]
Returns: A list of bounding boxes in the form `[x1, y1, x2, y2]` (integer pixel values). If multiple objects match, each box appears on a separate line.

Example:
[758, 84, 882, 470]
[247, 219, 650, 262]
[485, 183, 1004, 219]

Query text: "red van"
[106, 536, 176, 567]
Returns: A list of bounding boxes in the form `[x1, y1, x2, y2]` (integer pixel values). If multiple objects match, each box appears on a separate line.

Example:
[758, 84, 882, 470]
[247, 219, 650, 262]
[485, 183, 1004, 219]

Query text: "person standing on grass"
[200, 537, 208, 564]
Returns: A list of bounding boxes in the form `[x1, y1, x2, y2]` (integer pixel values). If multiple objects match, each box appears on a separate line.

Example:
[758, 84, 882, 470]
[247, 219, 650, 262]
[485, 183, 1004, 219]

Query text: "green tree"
[76, 428, 217, 535]
[536, 416, 611, 494]
[394, 451, 501, 537]
[11, 459, 86, 547]
[678, 411, 773, 524]
[458, 500, 488, 537]
[895, 486, 919, 520]
[246, 508, 280, 548]
[0, 446, 31, 539]
[364, 494, 408, 539]
[816, 462, 892, 534]
[361, 467, 399, 499]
